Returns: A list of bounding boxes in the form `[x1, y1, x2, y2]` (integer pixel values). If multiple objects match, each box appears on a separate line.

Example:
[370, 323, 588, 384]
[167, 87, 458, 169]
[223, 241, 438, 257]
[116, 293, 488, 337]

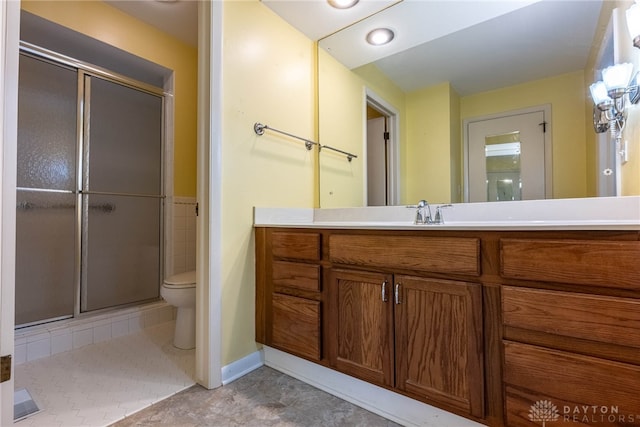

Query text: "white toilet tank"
[163, 270, 196, 288]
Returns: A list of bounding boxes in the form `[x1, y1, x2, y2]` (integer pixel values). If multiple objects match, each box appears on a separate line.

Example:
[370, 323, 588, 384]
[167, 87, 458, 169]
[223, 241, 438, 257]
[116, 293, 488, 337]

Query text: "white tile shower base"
[14, 302, 175, 365]
[14, 321, 195, 427]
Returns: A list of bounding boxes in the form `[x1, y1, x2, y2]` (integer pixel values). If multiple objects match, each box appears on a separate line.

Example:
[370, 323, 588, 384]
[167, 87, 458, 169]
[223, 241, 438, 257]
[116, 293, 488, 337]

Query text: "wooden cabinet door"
[328, 269, 394, 388]
[395, 275, 484, 418]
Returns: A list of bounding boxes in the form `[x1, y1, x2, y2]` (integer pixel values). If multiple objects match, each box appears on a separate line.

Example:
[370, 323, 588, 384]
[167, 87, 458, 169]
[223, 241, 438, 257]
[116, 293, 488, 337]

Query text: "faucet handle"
[434, 204, 453, 224]
[405, 200, 428, 209]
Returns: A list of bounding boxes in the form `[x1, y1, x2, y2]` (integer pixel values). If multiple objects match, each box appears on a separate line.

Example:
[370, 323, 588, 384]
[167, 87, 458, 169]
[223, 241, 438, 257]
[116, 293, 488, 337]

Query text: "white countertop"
[254, 196, 640, 230]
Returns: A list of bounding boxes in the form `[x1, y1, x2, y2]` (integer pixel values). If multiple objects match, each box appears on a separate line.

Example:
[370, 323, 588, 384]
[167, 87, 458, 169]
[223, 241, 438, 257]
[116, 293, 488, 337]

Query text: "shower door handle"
[88, 203, 116, 213]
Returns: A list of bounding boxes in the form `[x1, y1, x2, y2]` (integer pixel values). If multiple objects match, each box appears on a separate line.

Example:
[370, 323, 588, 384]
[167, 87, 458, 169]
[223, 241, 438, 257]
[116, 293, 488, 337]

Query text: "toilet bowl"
[161, 270, 196, 349]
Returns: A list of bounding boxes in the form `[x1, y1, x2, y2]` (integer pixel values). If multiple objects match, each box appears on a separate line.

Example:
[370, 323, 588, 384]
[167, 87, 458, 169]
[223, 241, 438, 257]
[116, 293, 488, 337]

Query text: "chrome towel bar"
[254, 122, 358, 162]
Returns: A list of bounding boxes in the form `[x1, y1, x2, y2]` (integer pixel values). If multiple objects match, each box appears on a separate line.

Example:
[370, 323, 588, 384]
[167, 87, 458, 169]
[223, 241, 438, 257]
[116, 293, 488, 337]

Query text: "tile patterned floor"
[111, 366, 400, 427]
[14, 322, 195, 427]
[15, 322, 398, 427]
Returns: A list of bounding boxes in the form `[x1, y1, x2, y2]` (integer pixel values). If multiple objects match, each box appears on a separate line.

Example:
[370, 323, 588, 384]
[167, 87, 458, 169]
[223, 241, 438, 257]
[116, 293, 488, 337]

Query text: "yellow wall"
[324, 62, 590, 204]
[449, 88, 462, 202]
[318, 50, 366, 207]
[405, 82, 455, 203]
[461, 71, 588, 199]
[318, 57, 407, 207]
[220, 1, 316, 364]
[21, 1, 198, 197]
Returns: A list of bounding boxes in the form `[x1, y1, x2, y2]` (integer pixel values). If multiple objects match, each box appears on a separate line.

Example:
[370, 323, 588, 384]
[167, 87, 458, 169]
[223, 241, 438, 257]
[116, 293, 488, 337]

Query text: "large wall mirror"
[316, 0, 640, 208]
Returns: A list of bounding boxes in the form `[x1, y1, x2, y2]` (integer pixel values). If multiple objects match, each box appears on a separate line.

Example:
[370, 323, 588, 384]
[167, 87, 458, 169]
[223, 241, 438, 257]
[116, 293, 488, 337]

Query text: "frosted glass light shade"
[602, 63, 634, 91]
[627, 2, 640, 44]
[590, 81, 611, 106]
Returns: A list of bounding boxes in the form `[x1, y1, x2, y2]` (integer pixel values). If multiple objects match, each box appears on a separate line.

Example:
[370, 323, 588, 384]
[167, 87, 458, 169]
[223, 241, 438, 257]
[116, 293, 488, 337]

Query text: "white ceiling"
[370, 0, 604, 95]
[105, 0, 605, 96]
[266, 0, 605, 96]
[104, 0, 198, 47]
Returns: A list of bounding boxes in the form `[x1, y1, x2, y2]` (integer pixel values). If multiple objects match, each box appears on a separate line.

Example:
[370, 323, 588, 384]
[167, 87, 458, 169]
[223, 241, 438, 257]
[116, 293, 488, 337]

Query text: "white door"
[0, 1, 20, 424]
[367, 116, 387, 206]
[467, 109, 549, 202]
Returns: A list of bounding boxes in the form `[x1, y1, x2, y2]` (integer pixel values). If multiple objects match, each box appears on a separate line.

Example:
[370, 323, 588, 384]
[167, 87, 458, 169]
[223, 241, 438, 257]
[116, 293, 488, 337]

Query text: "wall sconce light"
[591, 63, 638, 135]
[591, 63, 639, 163]
[627, 0, 640, 49]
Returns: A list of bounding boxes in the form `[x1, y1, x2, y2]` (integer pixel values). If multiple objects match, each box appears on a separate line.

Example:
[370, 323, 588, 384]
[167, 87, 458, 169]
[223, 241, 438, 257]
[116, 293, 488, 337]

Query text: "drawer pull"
[395, 283, 401, 305]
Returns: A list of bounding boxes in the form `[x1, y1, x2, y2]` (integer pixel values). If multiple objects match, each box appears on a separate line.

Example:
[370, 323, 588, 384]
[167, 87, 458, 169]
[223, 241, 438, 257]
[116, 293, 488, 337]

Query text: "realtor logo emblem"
[529, 400, 560, 426]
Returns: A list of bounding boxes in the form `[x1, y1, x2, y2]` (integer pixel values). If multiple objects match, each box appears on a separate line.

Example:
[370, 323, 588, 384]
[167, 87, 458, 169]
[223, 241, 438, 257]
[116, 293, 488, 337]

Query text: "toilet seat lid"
[164, 270, 196, 287]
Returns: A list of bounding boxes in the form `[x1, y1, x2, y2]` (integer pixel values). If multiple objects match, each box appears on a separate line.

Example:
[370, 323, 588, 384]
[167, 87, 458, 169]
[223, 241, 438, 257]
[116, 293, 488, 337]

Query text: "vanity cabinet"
[500, 237, 640, 426]
[328, 268, 484, 417]
[328, 269, 394, 387]
[394, 274, 484, 417]
[256, 226, 640, 427]
[255, 229, 323, 361]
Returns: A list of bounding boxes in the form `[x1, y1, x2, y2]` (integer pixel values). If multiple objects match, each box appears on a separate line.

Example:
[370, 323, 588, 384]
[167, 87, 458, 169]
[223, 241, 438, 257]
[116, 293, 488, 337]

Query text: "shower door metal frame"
[18, 42, 166, 324]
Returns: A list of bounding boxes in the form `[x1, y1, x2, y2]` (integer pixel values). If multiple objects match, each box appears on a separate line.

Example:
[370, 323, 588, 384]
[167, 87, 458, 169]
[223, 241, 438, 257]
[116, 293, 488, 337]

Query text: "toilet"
[161, 270, 196, 349]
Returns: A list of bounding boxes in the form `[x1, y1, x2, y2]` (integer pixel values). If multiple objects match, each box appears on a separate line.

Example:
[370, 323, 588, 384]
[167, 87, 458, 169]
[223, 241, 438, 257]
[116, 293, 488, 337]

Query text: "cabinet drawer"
[271, 231, 321, 261]
[500, 238, 640, 290]
[503, 286, 640, 349]
[329, 235, 480, 276]
[272, 261, 321, 292]
[504, 341, 640, 426]
[271, 293, 321, 360]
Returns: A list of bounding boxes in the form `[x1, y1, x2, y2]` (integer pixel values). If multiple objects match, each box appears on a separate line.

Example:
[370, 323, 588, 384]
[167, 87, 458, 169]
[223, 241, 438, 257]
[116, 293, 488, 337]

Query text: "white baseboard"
[221, 350, 264, 385]
[263, 346, 484, 427]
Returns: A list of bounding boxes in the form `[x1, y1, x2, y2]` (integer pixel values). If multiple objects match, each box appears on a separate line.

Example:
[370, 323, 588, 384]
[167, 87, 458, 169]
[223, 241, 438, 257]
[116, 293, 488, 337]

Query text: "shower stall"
[16, 45, 165, 327]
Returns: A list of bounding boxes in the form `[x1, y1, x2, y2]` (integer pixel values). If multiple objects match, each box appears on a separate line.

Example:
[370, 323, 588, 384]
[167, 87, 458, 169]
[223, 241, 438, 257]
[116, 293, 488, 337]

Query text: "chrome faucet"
[408, 201, 453, 225]
[414, 200, 432, 225]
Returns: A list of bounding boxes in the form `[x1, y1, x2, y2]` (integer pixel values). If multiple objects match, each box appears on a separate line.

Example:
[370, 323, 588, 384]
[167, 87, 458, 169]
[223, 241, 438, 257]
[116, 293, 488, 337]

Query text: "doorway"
[464, 106, 552, 202]
[365, 90, 399, 206]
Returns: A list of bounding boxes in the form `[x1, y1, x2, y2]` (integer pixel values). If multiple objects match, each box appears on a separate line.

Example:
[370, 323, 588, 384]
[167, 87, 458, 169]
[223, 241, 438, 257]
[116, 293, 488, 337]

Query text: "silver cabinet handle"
[395, 283, 401, 304]
[381, 281, 388, 302]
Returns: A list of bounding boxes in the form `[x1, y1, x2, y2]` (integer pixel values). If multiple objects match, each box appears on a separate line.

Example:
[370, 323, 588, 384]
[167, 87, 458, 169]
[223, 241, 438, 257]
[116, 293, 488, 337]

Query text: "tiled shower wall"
[171, 197, 197, 275]
[14, 197, 198, 364]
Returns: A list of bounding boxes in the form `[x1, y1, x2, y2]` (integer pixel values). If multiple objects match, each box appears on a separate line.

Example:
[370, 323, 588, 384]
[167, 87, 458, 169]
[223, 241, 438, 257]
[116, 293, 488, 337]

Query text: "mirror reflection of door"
[466, 107, 550, 202]
[366, 97, 399, 206]
[367, 108, 388, 206]
[365, 91, 399, 206]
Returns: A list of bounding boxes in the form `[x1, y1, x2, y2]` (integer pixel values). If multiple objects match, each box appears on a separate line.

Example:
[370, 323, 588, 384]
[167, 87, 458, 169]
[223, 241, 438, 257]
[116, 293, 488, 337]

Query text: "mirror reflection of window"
[485, 132, 522, 202]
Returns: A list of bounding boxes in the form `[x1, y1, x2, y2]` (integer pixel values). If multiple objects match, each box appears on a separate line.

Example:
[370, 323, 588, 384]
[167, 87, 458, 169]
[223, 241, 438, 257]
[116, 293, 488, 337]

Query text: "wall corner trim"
[221, 350, 264, 386]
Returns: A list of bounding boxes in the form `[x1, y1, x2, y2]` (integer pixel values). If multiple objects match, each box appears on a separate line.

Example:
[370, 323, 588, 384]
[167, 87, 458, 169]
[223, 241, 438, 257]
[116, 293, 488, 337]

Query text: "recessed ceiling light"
[366, 28, 395, 46]
[327, 0, 359, 9]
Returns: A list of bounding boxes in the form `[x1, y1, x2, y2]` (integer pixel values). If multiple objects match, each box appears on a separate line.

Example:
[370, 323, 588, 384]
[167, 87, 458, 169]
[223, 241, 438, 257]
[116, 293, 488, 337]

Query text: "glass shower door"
[16, 55, 78, 326]
[81, 76, 163, 312]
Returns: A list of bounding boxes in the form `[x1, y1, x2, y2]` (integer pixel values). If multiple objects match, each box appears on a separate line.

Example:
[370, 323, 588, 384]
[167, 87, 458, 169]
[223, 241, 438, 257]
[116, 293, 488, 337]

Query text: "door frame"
[364, 88, 400, 206]
[0, 5, 222, 422]
[0, 0, 20, 424]
[462, 104, 553, 202]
